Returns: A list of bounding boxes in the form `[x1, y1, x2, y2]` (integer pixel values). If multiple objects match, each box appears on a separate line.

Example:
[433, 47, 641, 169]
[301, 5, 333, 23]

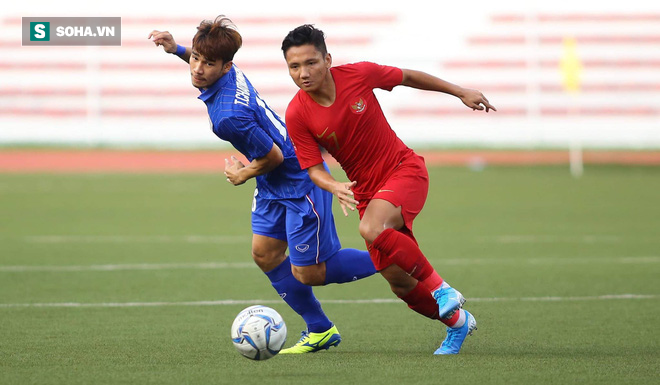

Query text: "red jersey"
[286, 62, 413, 201]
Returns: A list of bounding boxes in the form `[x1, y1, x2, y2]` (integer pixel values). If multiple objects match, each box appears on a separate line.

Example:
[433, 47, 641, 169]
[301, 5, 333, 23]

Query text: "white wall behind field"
[1, 0, 659, 149]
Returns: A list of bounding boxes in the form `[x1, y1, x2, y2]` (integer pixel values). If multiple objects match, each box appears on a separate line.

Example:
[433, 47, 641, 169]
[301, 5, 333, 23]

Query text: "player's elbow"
[257, 145, 284, 173]
[272, 149, 284, 166]
[267, 144, 284, 167]
[400, 69, 417, 87]
[306, 164, 327, 187]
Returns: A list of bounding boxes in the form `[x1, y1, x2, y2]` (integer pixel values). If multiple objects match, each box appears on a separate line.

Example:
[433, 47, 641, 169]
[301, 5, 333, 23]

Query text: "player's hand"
[224, 156, 247, 186]
[148, 30, 177, 54]
[459, 88, 497, 113]
[332, 181, 359, 217]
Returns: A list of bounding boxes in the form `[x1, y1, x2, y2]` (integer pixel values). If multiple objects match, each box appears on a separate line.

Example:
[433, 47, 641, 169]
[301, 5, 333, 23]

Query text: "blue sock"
[324, 248, 376, 285]
[265, 257, 332, 333]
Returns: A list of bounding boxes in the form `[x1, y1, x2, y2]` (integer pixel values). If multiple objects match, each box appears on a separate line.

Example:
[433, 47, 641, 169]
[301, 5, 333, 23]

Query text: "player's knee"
[251, 248, 284, 272]
[251, 248, 267, 265]
[358, 221, 383, 244]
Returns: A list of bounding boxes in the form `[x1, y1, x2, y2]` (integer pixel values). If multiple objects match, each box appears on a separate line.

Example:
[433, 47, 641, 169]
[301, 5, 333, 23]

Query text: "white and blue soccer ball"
[230, 305, 287, 361]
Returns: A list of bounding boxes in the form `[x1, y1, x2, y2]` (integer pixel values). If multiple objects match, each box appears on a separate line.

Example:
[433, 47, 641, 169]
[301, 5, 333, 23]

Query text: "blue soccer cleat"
[434, 310, 477, 355]
[432, 286, 466, 319]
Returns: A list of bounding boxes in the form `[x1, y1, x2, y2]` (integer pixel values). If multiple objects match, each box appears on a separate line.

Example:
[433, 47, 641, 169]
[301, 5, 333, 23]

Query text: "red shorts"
[356, 153, 429, 270]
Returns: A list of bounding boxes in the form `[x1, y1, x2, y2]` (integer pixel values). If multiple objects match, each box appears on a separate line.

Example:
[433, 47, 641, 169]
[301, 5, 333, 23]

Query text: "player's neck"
[306, 72, 336, 107]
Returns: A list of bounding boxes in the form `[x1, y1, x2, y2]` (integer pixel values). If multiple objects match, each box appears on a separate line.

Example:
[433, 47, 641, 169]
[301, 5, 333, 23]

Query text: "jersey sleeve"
[357, 61, 403, 91]
[285, 102, 324, 170]
[215, 114, 274, 161]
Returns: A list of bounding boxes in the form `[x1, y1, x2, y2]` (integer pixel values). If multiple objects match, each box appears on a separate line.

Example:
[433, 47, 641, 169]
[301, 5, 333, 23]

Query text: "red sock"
[398, 226, 419, 246]
[441, 308, 461, 327]
[399, 281, 439, 320]
[372, 228, 443, 292]
[399, 282, 462, 327]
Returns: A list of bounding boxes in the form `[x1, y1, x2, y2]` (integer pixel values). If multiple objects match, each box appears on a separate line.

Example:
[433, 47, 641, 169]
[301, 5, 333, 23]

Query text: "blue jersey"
[199, 65, 315, 200]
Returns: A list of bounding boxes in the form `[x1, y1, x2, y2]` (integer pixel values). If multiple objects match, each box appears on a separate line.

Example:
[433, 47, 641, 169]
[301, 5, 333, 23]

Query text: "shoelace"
[443, 328, 459, 347]
[295, 330, 309, 344]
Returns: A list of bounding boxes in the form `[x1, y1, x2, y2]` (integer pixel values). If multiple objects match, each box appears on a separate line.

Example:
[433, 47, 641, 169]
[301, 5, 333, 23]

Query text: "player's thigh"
[360, 155, 430, 243]
[251, 190, 288, 271]
[283, 186, 341, 268]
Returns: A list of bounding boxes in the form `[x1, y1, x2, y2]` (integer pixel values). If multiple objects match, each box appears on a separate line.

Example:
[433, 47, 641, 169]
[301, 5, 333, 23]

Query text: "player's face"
[189, 50, 231, 89]
[284, 44, 331, 93]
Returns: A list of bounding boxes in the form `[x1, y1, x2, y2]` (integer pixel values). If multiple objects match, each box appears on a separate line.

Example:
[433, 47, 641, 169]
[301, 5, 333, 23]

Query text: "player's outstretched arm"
[307, 164, 358, 217]
[148, 30, 191, 63]
[224, 144, 284, 186]
[401, 69, 496, 112]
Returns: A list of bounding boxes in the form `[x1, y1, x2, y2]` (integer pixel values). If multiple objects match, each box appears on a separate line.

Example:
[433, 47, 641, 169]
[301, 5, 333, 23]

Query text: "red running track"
[0, 150, 659, 173]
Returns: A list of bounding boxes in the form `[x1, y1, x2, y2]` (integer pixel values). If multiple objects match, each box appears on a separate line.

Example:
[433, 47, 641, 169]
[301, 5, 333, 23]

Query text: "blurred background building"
[1, 0, 659, 149]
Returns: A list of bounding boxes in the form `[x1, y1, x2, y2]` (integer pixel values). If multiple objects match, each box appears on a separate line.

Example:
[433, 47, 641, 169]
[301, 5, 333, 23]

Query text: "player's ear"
[222, 60, 233, 74]
[325, 53, 332, 68]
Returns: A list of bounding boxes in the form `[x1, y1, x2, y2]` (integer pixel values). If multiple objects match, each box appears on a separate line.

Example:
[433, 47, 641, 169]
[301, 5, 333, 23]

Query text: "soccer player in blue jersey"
[148, 16, 376, 354]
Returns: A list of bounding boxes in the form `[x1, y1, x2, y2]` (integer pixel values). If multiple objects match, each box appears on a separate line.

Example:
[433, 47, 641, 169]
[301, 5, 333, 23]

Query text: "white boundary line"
[0, 262, 256, 272]
[0, 294, 655, 309]
[17, 234, 660, 244]
[22, 235, 251, 244]
[1, 256, 657, 272]
[477, 235, 625, 244]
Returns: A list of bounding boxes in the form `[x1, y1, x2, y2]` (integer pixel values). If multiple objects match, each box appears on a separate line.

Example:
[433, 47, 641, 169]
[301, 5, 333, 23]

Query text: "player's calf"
[291, 263, 326, 286]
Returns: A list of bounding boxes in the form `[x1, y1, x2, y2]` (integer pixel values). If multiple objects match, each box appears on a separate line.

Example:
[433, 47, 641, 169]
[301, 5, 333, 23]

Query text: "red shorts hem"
[356, 153, 429, 231]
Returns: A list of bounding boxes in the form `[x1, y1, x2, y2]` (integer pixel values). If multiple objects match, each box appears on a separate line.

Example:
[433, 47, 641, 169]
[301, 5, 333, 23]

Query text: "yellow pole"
[560, 37, 584, 178]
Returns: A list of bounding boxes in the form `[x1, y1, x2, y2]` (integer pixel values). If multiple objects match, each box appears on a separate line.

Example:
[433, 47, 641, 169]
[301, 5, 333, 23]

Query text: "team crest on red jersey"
[350, 97, 367, 114]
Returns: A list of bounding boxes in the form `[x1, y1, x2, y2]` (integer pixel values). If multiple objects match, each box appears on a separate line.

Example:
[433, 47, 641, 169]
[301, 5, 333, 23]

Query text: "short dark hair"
[193, 15, 242, 63]
[281, 24, 327, 57]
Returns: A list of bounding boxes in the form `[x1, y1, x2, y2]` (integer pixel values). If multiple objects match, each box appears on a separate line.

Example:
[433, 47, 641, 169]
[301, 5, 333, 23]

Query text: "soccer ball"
[230, 305, 287, 361]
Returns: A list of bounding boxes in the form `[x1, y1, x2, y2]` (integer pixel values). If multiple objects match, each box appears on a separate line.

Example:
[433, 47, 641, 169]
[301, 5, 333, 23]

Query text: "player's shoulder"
[209, 92, 250, 117]
[333, 61, 393, 83]
[209, 98, 252, 130]
[286, 91, 311, 128]
[334, 61, 383, 73]
[336, 61, 402, 89]
[285, 90, 306, 113]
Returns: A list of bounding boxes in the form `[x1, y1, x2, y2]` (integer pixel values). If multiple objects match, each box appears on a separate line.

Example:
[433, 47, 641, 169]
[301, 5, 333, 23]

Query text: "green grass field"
[1, 166, 658, 384]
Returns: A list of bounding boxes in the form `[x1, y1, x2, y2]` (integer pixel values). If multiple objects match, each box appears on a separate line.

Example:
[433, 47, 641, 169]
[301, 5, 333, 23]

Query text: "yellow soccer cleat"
[279, 325, 341, 354]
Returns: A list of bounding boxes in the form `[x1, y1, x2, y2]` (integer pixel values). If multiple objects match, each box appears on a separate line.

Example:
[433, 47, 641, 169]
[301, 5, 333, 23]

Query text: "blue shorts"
[251, 185, 341, 267]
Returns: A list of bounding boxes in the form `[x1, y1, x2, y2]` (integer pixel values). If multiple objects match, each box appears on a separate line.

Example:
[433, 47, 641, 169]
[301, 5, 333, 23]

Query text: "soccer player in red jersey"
[282, 25, 496, 354]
